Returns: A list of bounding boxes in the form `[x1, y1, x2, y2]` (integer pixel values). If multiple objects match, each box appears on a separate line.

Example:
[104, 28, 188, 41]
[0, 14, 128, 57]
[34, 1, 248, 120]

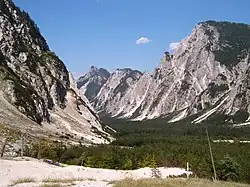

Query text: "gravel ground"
[0, 157, 191, 187]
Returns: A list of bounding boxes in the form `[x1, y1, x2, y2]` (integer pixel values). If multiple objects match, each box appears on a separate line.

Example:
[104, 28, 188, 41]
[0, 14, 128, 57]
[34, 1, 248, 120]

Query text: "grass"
[10, 177, 36, 186]
[42, 177, 96, 183]
[112, 178, 250, 187]
[39, 184, 63, 187]
[42, 178, 76, 183]
[39, 178, 97, 187]
[0, 124, 22, 142]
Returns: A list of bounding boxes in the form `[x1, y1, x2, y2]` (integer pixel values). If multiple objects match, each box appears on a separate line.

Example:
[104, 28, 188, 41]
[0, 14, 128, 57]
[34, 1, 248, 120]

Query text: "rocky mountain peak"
[89, 66, 110, 77]
[81, 21, 250, 124]
[77, 66, 142, 104]
[1, 0, 49, 51]
[77, 66, 110, 101]
[113, 68, 142, 78]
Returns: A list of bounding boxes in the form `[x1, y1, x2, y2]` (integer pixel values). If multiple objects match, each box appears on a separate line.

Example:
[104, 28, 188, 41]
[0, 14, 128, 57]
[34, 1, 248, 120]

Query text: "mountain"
[77, 66, 110, 101]
[0, 0, 113, 144]
[77, 68, 143, 117]
[79, 21, 250, 124]
[92, 68, 143, 117]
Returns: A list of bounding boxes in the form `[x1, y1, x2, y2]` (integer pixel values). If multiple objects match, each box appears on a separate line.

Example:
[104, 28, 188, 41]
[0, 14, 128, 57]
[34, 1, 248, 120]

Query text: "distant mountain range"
[78, 20, 250, 125]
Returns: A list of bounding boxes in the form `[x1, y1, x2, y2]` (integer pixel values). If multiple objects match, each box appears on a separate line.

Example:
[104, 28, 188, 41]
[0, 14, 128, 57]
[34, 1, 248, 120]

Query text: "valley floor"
[1, 157, 250, 187]
[0, 157, 190, 187]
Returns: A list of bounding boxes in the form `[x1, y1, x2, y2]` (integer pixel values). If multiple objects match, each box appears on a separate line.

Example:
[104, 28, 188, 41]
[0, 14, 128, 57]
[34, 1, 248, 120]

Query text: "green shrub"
[26, 139, 66, 161]
[232, 110, 249, 123]
[216, 155, 240, 181]
[11, 177, 36, 186]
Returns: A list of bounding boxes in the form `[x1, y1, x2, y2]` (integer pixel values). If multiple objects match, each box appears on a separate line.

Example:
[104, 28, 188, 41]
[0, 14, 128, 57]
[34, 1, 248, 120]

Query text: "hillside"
[0, 0, 113, 150]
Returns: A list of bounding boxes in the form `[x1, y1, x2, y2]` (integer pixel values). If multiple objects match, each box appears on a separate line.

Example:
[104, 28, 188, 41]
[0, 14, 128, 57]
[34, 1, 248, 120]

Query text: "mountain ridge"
[0, 0, 112, 145]
[78, 20, 250, 125]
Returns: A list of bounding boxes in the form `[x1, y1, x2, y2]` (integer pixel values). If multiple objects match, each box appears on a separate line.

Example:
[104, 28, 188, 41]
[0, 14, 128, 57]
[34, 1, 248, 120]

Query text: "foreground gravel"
[0, 157, 191, 187]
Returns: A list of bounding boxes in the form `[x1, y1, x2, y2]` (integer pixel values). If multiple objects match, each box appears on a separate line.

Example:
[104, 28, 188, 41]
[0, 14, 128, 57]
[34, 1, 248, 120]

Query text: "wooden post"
[206, 129, 217, 181]
[81, 158, 84, 167]
[20, 129, 26, 159]
[0, 138, 7, 158]
[37, 141, 41, 159]
[21, 133, 24, 159]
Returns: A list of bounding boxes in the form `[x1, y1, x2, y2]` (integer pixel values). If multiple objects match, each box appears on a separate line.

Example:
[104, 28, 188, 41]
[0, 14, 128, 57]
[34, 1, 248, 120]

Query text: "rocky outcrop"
[0, 0, 112, 144]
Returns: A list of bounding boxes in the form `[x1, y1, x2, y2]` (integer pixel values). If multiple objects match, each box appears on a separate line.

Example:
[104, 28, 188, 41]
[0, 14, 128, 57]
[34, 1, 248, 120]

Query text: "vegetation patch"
[232, 110, 249, 123]
[207, 83, 229, 98]
[203, 21, 250, 67]
[41, 51, 68, 73]
[10, 177, 36, 186]
[40, 184, 63, 187]
[24, 116, 250, 184]
[25, 139, 66, 161]
[91, 126, 111, 142]
[113, 178, 250, 187]
[42, 178, 82, 183]
[0, 124, 22, 142]
[180, 80, 191, 91]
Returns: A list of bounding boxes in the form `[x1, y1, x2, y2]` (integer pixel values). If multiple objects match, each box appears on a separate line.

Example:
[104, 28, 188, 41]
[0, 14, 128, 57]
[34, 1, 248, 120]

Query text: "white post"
[206, 129, 217, 181]
[81, 158, 84, 167]
[21, 133, 23, 159]
[186, 162, 190, 179]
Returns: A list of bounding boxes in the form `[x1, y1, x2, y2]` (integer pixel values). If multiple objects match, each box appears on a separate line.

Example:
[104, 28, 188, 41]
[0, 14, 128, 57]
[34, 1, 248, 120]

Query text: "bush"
[232, 110, 249, 123]
[217, 155, 240, 181]
[26, 139, 66, 161]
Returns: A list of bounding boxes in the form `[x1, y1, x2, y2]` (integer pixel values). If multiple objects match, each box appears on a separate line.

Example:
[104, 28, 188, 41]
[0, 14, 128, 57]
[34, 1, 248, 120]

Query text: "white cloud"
[169, 42, 180, 51]
[136, 37, 151, 45]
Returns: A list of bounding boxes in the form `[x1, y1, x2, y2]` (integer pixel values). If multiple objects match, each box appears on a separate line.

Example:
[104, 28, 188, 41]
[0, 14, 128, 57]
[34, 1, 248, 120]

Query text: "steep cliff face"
[77, 66, 110, 101]
[92, 68, 143, 117]
[169, 21, 250, 123]
[127, 21, 226, 120]
[79, 21, 250, 123]
[0, 0, 112, 144]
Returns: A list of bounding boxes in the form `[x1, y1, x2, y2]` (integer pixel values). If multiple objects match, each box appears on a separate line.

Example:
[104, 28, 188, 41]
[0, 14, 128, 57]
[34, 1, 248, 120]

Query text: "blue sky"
[14, 0, 250, 76]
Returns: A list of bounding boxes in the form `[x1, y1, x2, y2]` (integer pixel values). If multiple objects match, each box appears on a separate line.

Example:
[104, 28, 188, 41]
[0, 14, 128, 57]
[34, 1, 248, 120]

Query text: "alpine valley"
[2, 0, 250, 186]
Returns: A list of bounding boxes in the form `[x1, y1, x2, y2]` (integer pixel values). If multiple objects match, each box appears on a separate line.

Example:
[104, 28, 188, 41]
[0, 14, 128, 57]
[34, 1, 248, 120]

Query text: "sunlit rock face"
[80, 21, 250, 123]
[0, 0, 113, 144]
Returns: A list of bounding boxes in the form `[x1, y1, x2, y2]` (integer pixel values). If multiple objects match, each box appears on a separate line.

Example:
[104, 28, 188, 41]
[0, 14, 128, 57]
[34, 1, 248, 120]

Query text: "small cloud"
[169, 42, 180, 51]
[136, 37, 152, 45]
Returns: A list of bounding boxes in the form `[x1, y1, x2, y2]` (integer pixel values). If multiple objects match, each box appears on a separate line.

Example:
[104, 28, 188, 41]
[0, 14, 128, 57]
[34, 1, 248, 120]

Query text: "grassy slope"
[113, 178, 250, 187]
